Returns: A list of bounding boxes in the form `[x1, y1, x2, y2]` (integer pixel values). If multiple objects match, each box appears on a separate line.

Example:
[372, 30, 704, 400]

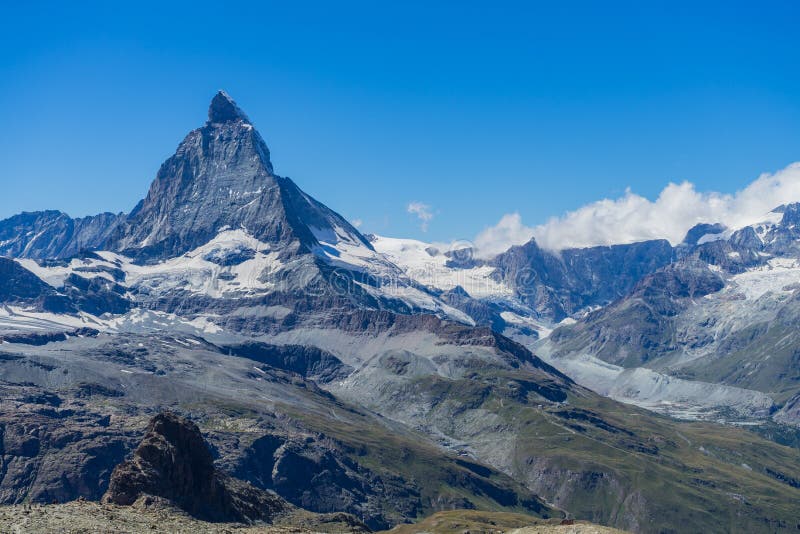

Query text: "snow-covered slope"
[371, 236, 513, 299]
[3, 226, 473, 332]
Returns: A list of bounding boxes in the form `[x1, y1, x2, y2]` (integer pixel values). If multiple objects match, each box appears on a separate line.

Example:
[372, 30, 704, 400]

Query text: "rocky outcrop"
[225, 342, 353, 383]
[229, 431, 424, 530]
[0, 386, 134, 504]
[102, 412, 289, 523]
[0, 258, 73, 312]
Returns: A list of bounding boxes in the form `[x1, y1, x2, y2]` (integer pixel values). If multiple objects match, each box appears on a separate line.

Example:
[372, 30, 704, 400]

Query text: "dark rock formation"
[549, 261, 725, 367]
[102, 412, 289, 523]
[0, 257, 74, 313]
[226, 342, 353, 383]
[0, 387, 134, 504]
[0, 258, 56, 302]
[681, 222, 727, 246]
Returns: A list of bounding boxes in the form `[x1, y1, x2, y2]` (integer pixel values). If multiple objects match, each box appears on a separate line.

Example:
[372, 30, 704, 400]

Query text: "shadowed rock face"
[0, 258, 57, 303]
[102, 412, 289, 523]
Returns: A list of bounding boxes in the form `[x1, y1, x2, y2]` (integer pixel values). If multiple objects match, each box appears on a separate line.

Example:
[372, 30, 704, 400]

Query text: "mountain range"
[1, 91, 799, 533]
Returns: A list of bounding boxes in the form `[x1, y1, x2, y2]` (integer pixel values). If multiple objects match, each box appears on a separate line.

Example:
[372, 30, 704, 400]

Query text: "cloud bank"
[474, 162, 800, 256]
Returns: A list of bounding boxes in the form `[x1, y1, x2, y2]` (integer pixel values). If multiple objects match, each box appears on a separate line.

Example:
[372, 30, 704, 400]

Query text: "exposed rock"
[492, 238, 675, 321]
[226, 342, 353, 383]
[681, 222, 727, 246]
[0, 499, 369, 533]
[231, 430, 423, 530]
[104, 91, 369, 262]
[548, 261, 724, 367]
[0, 258, 73, 312]
[0, 390, 134, 504]
[0, 210, 124, 260]
[102, 412, 289, 523]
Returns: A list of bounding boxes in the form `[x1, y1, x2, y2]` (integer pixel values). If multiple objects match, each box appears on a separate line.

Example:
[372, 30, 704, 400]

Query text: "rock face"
[104, 90, 370, 262]
[0, 211, 123, 260]
[0, 257, 129, 315]
[548, 261, 726, 367]
[0, 258, 57, 304]
[102, 412, 288, 523]
[491, 238, 675, 321]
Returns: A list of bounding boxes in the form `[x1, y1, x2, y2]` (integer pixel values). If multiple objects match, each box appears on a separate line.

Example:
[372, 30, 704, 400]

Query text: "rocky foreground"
[0, 499, 362, 533]
[0, 503, 624, 534]
[0, 412, 621, 534]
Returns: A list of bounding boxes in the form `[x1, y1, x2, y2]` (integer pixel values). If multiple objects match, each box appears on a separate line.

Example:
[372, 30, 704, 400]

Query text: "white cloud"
[351, 218, 363, 228]
[474, 213, 535, 258]
[407, 201, 434, 232]
[473, 162, 800, 255]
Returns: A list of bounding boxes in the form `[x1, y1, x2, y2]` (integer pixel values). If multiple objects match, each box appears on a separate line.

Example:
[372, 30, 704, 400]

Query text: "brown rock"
[102, 412, 288, 523]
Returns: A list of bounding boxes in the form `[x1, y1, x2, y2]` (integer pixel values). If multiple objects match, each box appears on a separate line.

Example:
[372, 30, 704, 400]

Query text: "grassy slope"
[373, 364, 800, 533]
[186, 386, 559, 527]
[379, 510, 628, 534]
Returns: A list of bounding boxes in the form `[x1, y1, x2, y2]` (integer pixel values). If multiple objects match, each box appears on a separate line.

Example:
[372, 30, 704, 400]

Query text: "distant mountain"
[539, 206, 800, 423]
[0, 210, 123, 260]
[491, 238, 675, 321]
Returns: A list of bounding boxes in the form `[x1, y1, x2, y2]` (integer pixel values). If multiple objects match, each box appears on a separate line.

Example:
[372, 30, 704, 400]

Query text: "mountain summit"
[208, 90, 250, 124]
[104, 91, 369, 261]
[0, 91, 370, 262]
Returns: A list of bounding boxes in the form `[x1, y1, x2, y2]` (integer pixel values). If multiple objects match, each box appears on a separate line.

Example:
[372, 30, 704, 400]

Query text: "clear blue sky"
[1, 1, 799, 242]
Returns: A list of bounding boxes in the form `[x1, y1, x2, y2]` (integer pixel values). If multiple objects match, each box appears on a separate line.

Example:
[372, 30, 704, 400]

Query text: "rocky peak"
[208, 90, 250, 124]
[780, 202, 800, 226]
[104, 91, 369, 261]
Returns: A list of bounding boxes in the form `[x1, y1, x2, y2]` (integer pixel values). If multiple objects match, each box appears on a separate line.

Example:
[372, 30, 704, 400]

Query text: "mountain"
[370, 235, 677, 337]
[538, 206, 800, 423]
[106, 91, 371, 262]
[0, 210, 123, 260]
[1, 92, 800, 533]
[490, 238, 675, 322]
[371, 205, 800, 427]
[102, 411, 295, 524]
[0, 91, 468, 325]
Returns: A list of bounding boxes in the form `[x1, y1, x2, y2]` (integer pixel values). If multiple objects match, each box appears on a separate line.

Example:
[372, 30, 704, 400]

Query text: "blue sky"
[1, 1, 799, 245]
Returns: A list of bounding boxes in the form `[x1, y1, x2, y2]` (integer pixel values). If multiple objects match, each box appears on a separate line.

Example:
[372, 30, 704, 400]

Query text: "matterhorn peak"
[208, 90, 250, 124]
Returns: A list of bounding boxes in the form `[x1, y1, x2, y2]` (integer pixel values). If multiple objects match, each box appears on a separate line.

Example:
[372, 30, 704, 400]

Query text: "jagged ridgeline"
[0, 92, 799, 534]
